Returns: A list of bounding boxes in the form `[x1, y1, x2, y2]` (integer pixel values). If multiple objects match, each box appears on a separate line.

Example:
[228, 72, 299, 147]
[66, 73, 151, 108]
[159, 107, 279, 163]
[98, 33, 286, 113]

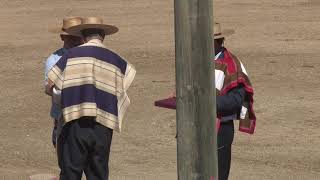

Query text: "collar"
[215, 52, 222, 60]
[214, 47, 225, 60]
[81, 39, 105, 48]
[61, 48, 68, 53]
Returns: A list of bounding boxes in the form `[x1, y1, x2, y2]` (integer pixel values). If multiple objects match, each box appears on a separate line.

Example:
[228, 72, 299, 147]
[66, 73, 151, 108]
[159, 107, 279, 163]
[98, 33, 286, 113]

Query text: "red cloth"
[154, 97, 176, 109]
[154, 49, 256, 134]
[215, 49, 256, 134]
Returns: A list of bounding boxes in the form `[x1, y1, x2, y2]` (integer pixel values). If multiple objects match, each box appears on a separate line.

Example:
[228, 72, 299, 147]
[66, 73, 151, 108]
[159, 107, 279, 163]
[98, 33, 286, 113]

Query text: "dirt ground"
[0, 0, 319, 179]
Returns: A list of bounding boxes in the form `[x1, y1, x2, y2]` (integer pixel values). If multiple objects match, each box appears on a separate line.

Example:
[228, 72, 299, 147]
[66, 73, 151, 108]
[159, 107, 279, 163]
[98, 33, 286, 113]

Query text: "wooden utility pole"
[174, 0, 218, 180]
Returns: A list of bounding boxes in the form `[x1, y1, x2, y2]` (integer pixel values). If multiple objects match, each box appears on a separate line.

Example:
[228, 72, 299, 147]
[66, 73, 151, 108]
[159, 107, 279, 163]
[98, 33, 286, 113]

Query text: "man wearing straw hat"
[213, 23, 256, 180]
[44, 17, 83, 148]
[46, 17, 136, 180]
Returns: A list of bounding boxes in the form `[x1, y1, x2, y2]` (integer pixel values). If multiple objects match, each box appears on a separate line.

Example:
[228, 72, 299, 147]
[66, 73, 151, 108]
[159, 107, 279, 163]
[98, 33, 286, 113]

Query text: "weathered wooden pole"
[174, 0, 218, 179]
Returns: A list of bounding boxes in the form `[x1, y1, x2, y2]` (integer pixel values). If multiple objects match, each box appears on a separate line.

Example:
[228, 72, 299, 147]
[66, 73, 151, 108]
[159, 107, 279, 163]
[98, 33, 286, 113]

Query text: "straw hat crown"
[213, 22, 235, 39]
[62, 17, 82, 31]
[214, 23, 224, 39]
[49, 16, 82, 36]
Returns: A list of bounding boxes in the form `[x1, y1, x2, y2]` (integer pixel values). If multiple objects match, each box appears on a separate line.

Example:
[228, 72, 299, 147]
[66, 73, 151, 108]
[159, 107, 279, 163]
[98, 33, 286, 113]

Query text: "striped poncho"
[215, 48, 256, 134]
[47, 40, 136, 132]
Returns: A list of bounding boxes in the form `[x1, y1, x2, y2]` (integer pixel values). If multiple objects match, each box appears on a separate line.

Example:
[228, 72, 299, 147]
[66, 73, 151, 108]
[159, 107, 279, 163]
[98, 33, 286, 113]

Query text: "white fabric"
[214, 51, 225, 91]
[240, 106, 248, 119]
[215, 70, 225, 91]
[214, 52, 222, 60]
[240, 61, 248, 76]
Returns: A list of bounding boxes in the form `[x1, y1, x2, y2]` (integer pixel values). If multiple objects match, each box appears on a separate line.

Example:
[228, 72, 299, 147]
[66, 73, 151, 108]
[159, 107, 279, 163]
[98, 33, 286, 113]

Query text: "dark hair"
[81, 28, 105, 39]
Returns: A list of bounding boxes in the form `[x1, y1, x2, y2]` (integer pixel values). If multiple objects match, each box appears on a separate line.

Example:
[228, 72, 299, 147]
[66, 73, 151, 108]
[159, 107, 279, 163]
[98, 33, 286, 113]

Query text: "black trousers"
[217, 121, 235, 180]
[57, 117, 113, 180]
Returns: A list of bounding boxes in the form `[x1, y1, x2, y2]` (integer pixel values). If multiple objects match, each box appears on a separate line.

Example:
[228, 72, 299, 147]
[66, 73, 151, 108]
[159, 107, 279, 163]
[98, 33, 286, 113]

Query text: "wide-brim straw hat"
[214, 22, 235, 40]
[65, 17, 119, 36]
[48, 16, 82, 36]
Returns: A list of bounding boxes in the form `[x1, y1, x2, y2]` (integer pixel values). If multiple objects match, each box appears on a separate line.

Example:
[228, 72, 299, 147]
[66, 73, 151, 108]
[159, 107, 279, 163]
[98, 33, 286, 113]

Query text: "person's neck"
[63, 44, 71, 49]
[86, 37, 103, 44]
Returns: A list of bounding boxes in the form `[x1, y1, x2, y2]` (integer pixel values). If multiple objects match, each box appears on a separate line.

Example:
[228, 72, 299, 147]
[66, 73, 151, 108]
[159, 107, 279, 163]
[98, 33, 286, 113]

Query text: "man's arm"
[169, 85, 246, 115]
[44, 53, 59, 96]
[216, 85, 246, 116]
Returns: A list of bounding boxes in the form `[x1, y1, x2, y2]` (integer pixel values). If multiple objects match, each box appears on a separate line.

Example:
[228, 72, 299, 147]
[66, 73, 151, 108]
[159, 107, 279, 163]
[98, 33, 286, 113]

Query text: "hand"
[52, 87, 62, 105]
[45, 80, 54, 96]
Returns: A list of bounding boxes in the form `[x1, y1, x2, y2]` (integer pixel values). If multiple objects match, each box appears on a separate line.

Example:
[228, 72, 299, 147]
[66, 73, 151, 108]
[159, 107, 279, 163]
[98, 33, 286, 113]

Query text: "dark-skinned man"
[213, 22, 256, 180]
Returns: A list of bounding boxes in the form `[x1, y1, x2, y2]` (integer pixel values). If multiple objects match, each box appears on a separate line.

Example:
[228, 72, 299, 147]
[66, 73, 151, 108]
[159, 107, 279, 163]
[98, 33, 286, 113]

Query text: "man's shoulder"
[46, 48, 64, 63]
[53, 48, 66, 56]
[68, 46, 128, 73]
[70, 46, 125, 61]
[69, 45, 113, 55]
[223, 48, 234, 56]
[224, 48, 241, 62]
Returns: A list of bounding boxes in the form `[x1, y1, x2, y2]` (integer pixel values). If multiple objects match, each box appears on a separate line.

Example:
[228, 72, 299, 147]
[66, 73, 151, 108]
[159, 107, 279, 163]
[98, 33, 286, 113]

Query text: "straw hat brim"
[214, 29, 235, 39]
[214, 34, 224, 40]
[65, 24, 119, 36]
[60, 31, 69, 36]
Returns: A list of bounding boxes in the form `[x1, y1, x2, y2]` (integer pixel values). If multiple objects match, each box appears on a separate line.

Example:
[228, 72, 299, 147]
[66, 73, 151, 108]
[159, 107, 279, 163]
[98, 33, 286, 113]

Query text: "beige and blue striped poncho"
[47, 40, 136, 132]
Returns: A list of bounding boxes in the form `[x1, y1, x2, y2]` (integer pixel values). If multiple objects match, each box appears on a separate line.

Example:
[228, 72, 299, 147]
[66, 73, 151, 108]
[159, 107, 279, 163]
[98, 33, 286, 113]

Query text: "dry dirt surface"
[0, 0, 319, 179]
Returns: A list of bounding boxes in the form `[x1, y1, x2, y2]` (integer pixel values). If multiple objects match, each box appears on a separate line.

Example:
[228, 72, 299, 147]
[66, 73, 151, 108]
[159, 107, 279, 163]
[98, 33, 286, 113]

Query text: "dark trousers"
[217, 121, 235, 180]
[57, 117, 113, 180]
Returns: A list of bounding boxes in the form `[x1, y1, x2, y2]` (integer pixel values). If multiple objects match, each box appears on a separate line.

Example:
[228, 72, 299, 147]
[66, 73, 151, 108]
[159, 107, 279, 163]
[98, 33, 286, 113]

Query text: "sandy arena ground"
[0, 0, 319, 179]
